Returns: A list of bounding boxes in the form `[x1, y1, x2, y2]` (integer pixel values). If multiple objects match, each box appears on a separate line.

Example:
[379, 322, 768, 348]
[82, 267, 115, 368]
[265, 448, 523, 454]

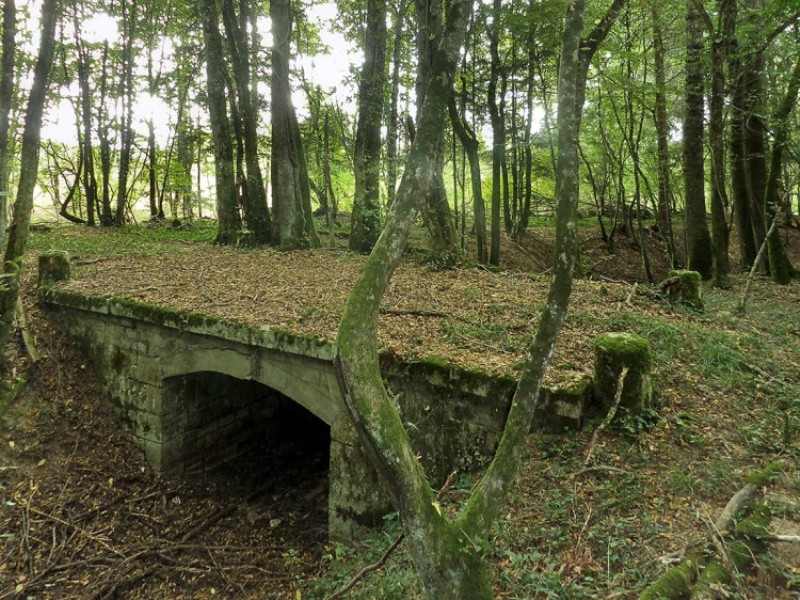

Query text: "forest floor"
[1, 218, 799, 599]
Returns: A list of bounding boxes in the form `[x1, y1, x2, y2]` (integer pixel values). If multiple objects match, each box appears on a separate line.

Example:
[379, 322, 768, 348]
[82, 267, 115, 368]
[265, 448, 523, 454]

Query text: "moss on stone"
[639, 552, 699, 599]
[37, 251, 70, 288]
[532, 373, 593, 433]
[594, 332, 654, 416]
[667, 269, 704, 310]
[745, 461, 783, 487]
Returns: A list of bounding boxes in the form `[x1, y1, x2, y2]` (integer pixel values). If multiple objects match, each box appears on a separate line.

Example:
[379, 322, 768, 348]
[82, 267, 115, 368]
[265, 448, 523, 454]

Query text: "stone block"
[594, 332, 654, 417]
[532, 373, 593, 433]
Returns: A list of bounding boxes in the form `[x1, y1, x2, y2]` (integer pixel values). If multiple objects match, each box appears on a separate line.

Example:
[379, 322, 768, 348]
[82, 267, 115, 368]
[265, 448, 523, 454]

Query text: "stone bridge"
[40, 287, 521, 540]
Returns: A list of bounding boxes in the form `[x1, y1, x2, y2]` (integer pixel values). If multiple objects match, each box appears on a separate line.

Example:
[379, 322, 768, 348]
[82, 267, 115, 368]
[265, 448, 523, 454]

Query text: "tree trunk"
[221, 0, 271, 243]
[448, 96, 487, 263]
[708, 0, 733, 286]
[270, 0, 316, 249]
[683, 0, 713, 279]
[413, 0, 457, 263]
[335, 1, 618, 596]
[385, 1, 407, 208]
[350, 0, 387, 252]
[97, 42, 113, 225]
[742, 60, 768, 259]
[0, 0, 58, 355]
[488, 0, 503, 266]
[764, 52, 800, 284]
[200, 0, 241, 244]
[651, 4, 678, 268]
[114, 0, 136, 227]
[0, 0, 16, 251]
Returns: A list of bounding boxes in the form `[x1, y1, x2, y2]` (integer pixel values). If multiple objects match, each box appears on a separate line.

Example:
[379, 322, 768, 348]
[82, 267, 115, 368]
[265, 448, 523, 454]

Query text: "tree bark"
[651, 4, 678, 268]
[0, 0, 59, 355]
[350, 0, 387, 252]
[0, 0, 16, 251]
[764, 51, 800, 284]
[270, 0, 316, 249]
[385, 1, 408, 208]
[448, 93, 487, 263]
[707, 0, 733, 286]
[683, 0, 713, 279]
[200, 0, 242, 244]
[114, 0, 136, 226]
[488, 0, 503, 266]
[413, 0, 457, 263]
[221, 0, 271, 243]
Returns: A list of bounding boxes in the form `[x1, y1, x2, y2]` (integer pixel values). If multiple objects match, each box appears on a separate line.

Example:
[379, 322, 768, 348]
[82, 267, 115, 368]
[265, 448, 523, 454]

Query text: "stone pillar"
[593, 332, 653, 416]
[662, 269, 703, 310]
[328, 412, 392, 542]
[38, 251, 70, 287]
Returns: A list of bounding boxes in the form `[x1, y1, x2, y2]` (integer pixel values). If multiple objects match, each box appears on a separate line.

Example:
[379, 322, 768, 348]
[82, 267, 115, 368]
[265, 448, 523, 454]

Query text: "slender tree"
[0, 0, 60, 355]
[0, 0, 16, 251]
[651, 3, 678, 268]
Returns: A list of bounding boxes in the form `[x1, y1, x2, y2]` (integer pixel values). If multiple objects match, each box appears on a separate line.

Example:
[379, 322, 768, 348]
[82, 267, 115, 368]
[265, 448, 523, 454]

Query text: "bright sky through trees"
[15, 0, 358, 146]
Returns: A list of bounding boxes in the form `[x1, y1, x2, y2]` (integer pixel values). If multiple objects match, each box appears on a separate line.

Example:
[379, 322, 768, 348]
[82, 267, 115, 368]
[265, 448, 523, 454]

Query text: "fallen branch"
[737, 213, 780, 314]
[639, 462, 783, 599]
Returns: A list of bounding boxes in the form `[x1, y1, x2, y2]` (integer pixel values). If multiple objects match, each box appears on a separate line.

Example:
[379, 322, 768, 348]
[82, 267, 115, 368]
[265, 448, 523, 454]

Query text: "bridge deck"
[49, 246, 631, 382]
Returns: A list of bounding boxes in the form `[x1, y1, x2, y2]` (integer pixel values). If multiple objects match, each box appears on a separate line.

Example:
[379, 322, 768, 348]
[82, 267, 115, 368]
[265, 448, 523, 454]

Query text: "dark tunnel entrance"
[161, 371, 330, 538]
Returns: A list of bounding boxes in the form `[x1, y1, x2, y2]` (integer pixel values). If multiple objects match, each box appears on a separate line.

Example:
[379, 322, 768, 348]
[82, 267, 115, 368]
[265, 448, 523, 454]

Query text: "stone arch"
[159, 370, 332, 474]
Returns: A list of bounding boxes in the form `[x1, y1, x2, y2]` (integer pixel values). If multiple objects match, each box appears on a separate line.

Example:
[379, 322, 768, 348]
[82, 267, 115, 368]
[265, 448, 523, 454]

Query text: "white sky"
[26, 1, 357, 146]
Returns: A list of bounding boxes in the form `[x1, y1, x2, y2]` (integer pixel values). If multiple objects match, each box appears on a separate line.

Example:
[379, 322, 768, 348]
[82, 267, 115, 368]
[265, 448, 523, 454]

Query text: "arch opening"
[160, 371, 330, 504]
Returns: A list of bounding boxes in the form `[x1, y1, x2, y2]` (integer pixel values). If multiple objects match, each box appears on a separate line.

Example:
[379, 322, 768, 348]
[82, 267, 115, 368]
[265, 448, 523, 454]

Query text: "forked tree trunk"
[335, 1, 610, 596]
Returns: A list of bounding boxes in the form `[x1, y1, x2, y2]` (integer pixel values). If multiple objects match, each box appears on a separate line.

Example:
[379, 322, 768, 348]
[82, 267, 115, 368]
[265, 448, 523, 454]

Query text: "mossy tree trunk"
[350, 0, 387, 253]
[335, 1, 615, 596]
[413, 0, 457, 264]
[0, 0, 59, 357]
